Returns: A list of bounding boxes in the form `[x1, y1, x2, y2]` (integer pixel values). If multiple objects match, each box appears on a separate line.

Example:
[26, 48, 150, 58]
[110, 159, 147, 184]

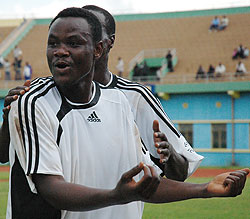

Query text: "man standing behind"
[116, 56, 124, 77]
[1, 5, 203, 182]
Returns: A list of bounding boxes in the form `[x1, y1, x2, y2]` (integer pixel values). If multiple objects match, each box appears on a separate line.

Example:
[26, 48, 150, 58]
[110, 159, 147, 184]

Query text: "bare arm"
[153, 120, 188, 181]
[146, 168, 249, 203]
[0, 81, 30, 163]
[32, 162, 160, 211]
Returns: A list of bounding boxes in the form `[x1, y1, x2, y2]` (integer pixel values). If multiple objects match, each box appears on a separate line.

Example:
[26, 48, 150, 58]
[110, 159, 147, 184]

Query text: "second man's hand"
[153, 120, 188, 181]
[2, 80, 31, 119]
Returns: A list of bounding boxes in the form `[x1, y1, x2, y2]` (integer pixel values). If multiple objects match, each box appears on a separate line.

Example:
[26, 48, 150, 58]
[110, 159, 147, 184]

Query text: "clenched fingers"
[136, 165, 160, 199]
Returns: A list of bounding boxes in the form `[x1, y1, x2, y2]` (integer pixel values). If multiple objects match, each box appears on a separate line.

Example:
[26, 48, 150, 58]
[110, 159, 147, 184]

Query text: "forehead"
[49, 17, 91, 37]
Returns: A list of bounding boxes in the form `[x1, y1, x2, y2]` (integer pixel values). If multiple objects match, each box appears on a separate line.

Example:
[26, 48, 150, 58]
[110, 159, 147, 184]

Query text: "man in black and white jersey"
[82, 5, 203, 181]
[7, 7, 161, 219]
[5, 6, 250, 219]
[0, 5, 203, 181]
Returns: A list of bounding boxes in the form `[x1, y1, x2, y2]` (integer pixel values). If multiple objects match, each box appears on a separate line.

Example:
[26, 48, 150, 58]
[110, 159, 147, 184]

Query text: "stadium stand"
[0, 7, 250, 86]
[0, 27, 16, 44]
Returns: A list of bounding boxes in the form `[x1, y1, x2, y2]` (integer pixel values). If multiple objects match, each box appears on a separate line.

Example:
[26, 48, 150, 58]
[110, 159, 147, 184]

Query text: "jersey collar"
[62, 81, 101, 109]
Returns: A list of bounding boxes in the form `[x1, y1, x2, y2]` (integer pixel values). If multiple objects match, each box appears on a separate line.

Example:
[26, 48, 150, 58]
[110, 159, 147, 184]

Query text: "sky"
[0, 0, 250, 19]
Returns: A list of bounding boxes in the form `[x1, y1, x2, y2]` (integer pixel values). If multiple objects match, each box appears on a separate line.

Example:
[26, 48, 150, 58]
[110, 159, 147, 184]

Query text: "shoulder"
[17, 76, 56, 107]
[116, 76, 153, 95]
[115, 76, 161, 105]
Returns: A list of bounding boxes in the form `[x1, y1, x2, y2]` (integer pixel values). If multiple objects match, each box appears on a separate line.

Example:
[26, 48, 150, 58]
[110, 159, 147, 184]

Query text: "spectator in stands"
[237, 44, 245, 59]
[0, 56, 4, 77]
[13, 60, 22, 80]
[232, 48, 238, 59]
[232, 45, 246, 60]
[3, 58, 11, 80]
[132, 63, 145, 81]
[116, 57, 124, 77]
[0, 55, 4, 69]
[243, 47, 249, 58]
[218, 15, 229, 31]
[207, 64, 215, 78]
[13, 45, 23, 80]
[165, 50, 173, 72]
[209, 16, 220, 32]
[195, 65, 205, 79]
[235, 61, 247, 77]
[215, 62, 226, 77]
[23, 61, 32, 81]
[13, 45, 23, 66]
[142, 60, 150, 77]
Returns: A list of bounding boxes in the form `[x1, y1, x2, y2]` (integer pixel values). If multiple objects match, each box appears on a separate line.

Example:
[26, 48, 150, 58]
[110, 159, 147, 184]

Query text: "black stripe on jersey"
[56, 125, 63, 146]
[116, 77, 181, 138]
[18, 78, 55, 175]
[30, 83, 56, 174]
[56, 95, 73, 146]
[18, 95, 26, 154]
[30, 76, 53, 87]
[18, 77, 53, 156]
[140, 138, 148, 154]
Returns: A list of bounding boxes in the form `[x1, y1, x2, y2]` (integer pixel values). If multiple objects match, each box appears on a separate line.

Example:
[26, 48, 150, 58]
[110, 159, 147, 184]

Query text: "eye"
[48, 41, 57, 48]
[69, 41, 79, 48]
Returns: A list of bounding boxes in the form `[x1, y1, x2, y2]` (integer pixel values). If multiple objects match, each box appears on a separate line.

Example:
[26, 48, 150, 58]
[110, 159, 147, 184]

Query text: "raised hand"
[207, 168, 250, 197]
[114, 162, 160, 204]
[2, 80, 31, 120]
[153, 120, 175, 164]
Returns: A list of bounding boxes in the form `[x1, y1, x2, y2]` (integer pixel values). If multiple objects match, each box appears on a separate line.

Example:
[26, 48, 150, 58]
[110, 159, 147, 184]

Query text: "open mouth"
[55, 62, 70, 69]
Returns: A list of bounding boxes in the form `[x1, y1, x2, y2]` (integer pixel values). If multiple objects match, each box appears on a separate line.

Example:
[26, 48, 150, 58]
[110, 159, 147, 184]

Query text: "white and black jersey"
[101, 73, 204, 177]
[7, 77, 160, 219]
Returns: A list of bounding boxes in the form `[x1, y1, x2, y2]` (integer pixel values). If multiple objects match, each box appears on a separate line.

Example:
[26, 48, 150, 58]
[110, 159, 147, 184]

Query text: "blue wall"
[160, 92, 250, 166]
[0, 98, 4, 123]
[161, 93, 232, 120]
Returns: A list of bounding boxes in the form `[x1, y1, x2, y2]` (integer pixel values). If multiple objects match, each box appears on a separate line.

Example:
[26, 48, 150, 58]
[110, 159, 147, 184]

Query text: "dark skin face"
[47, 17, 102, 103]
[88, 10, 115, 84]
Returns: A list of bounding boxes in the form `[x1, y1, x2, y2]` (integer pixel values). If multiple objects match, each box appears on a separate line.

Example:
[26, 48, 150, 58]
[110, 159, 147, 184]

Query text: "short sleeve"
[9, 94, 63, 180]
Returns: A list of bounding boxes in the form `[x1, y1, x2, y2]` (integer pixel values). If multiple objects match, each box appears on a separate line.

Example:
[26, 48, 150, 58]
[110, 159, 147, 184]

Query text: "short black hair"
[49, 7, 102, 44]
[82, 5, 116, 36]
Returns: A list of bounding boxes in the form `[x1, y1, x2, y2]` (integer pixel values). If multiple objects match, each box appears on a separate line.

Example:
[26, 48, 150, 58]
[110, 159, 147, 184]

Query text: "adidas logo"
[87, 111, 101, 122]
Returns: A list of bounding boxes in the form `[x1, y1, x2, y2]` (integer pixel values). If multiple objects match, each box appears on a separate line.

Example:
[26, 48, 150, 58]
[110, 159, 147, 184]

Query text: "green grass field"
[0, 171, 249, 219]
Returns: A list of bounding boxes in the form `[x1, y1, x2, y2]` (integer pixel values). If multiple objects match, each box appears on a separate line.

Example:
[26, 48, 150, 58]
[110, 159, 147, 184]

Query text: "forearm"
[164, 153, 188, 181]
[33, 174, 120, 211]
[0, 119, 10, 163]
[146, 177, 209, 203]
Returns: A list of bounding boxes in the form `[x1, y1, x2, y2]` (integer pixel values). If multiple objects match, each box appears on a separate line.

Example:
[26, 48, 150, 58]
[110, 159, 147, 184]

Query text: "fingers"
[155, 140, 173, 163]
[153, 120, 160, 132]
[4, 85, 30, 107]
[24, 80, 31, 87]
[224, 169, 249, 197]
[121, 162, 144, 183]
[136, 165, 160, 199]
[240, 168, 250, 175]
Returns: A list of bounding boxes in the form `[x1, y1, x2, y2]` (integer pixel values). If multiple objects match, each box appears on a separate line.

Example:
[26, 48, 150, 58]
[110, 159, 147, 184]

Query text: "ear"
[94, 41, 103, 59]
[109, 34, 115, 49]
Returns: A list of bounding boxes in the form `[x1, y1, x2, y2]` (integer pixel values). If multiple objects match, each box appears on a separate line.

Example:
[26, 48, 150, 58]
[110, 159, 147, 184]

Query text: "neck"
[59, 75, 94, 104]
[93, 55, 111, 86]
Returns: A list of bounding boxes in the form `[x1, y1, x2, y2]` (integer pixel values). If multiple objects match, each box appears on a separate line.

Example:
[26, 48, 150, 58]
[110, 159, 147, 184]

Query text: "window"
[179, 124, 193, 147]
[212, 124, 227, 148]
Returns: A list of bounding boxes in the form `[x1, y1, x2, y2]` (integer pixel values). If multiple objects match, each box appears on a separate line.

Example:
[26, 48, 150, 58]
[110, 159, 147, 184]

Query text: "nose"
[53, 45, 69, 57]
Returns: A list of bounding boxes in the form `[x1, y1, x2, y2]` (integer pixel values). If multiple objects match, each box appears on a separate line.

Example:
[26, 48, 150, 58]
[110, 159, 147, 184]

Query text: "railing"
[128, 48, 176, 72]
[0, 19, 35, 57]
[132, 72, 250, 84]
[0, 72, 249, 94]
